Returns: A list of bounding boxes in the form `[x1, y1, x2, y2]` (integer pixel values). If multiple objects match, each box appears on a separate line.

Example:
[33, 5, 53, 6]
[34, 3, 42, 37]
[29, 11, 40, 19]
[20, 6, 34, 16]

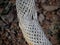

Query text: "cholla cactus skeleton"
[16, 0, 52, 45]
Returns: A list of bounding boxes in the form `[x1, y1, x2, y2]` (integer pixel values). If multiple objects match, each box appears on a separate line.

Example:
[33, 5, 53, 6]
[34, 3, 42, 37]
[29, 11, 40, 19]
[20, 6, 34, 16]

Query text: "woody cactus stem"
[16, 0, 52, 45]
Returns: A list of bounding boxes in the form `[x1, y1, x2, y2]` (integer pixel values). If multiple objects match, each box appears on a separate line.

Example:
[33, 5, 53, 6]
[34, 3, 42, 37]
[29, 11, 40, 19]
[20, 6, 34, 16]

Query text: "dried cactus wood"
[16, 0, 52, 45]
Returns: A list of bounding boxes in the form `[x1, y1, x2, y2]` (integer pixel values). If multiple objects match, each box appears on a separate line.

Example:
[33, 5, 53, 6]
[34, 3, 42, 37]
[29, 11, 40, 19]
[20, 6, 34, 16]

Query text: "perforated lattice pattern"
[16, 0, 52, 45]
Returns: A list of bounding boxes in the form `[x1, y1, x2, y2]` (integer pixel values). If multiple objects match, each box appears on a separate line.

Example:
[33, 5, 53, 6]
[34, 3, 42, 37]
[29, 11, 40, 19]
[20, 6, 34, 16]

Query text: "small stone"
[41, 0, 46, 3]
[8, 36, 11, 39]
[5, 32, 8, 37]
[42, 5, 59, 11]
[39, 14, 45, 23]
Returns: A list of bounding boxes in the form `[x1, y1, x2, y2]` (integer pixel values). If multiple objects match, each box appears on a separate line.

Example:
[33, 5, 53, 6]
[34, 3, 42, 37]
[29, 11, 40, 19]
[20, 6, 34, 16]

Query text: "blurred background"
[0, 0, 60, 45]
